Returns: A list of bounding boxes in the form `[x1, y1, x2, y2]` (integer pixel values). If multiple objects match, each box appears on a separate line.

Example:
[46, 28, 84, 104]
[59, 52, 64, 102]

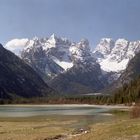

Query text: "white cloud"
[5, 39, 29, 56]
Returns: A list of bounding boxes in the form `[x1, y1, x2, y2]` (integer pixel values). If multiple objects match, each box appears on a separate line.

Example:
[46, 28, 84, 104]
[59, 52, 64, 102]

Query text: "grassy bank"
[0, 114, 112, 140]
[0, 107, 139, 140]
[0, 116, 75, 140]
[72, 110, 140, 140]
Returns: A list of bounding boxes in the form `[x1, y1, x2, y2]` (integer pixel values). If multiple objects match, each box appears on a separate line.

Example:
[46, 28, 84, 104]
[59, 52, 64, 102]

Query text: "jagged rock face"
[24, 35, 73, 77]
[94, 38, 140, 73]
[5, 35, 106, 94]
[0, 44, 54, 99]
[93, 38, 140, 86]
[21, 41, 64, 81]
[49, 39, 107, 94]
[93, 38, 140, 94]
[5, 35, 140, 94]
[93, 38, 115, 60]
[70, 39, 92, 63]
[117, 52, 140, 86]
[103, 52, 140, 94]
[6, 35, 99, 79]
[49, 60, 107, 94]
[14, 35, 73, 80]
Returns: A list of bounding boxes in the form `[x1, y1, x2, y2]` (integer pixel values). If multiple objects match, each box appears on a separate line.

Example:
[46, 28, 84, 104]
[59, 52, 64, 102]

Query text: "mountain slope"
[0, 44, 54, 99]
[49, 40, 107, 94]
[93, 38, 140, 73]
[103, 52, 140, 94]
[20, 37, 97, 81]
[111, 76, 140, 104]
[49, 62, 107, 94]
[5, 35, 100, 80]
[116, 52, 140, 86]
[20, 35, 72, 80]
[5, 35, 108, 94]
[5, 35, 140, 94]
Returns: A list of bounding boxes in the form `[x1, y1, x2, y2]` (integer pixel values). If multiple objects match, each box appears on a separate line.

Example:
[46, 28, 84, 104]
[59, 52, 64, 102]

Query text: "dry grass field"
[0, 116, 75, 140]
[0, 109, 140, 140]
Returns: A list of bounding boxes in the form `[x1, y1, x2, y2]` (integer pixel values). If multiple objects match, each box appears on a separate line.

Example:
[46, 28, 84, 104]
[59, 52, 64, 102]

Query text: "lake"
[0, 104, 111, 117]
[0, 105, 123, 140]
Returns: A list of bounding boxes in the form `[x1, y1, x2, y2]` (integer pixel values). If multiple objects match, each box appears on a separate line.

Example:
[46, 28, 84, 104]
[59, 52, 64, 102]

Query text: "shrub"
[131, 104, 140, 118]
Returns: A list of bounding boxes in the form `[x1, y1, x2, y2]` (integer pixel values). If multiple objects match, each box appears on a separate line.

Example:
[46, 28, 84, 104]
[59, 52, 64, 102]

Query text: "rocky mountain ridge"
[0, 44, 54, 99]
[94, 38, 140, 73]
[5, 35, 140, 94]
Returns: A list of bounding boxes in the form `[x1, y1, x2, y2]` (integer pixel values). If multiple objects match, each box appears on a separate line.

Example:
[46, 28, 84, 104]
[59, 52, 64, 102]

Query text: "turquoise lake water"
[0, 105, 110, 117]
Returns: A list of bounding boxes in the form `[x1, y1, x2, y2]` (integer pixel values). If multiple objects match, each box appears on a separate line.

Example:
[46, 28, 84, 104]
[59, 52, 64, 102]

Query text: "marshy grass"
[131, 104, 140, 118]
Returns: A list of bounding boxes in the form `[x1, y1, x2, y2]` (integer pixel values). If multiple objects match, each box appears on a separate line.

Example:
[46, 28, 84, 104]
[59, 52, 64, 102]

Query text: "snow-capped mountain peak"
[78, 39, 89, 48]
[115, 38, 128, 46]
[6, 36, 90, 75]
[69, 39, 92, 63]
[47, 34, 58, 46]
[5, 35, 98, 79]
[93, 38, 115, 60]
[5, 36, 140, 83]
[93, 38, 140, 73]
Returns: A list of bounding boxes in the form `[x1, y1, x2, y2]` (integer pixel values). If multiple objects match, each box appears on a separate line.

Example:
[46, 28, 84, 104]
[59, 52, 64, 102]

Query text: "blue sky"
[0, 0, 140, 47]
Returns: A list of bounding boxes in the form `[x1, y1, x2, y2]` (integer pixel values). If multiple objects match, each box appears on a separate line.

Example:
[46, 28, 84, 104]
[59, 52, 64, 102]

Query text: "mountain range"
[0, 44, 54, 100]
[5, 34, 140, 94]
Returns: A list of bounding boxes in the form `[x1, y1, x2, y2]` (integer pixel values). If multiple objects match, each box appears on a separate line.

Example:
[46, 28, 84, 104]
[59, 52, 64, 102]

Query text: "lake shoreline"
[0, 104, 134, 140]
[0, 104, 132, 109]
